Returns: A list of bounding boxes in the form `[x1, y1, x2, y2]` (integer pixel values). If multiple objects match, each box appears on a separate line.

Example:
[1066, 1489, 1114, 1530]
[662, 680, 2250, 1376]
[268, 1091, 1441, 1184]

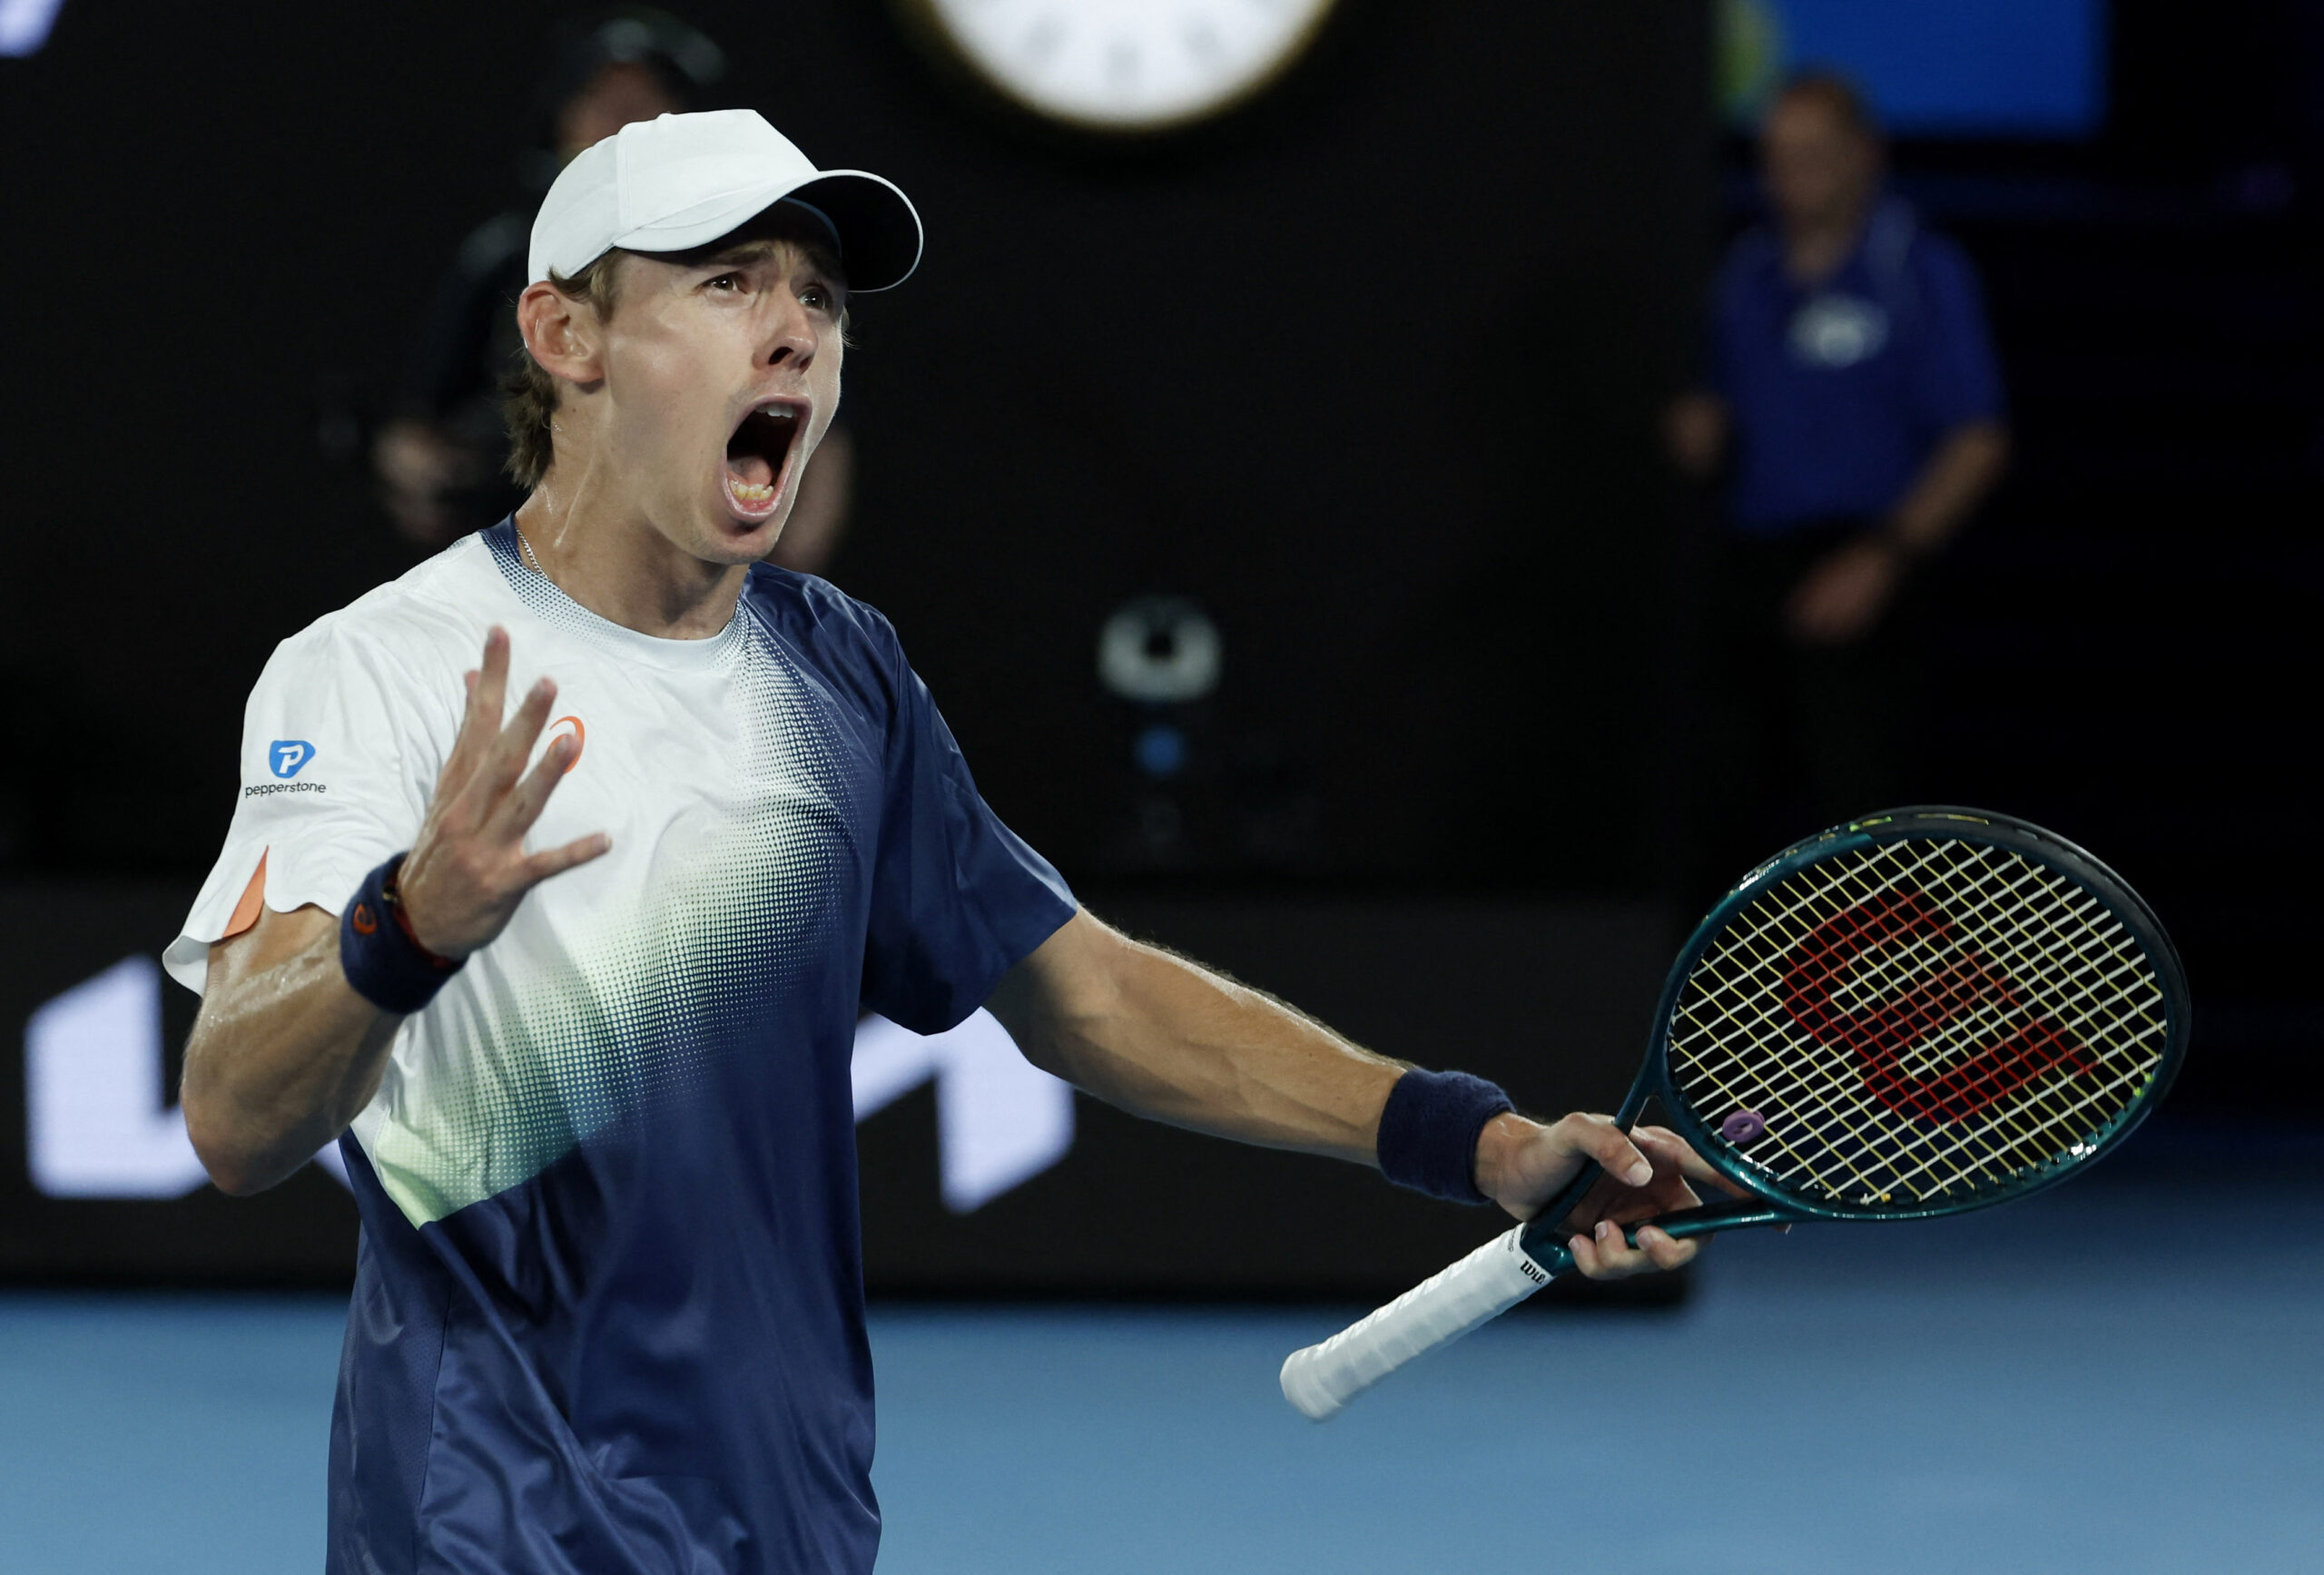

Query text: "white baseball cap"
[527, 109, 923, 291]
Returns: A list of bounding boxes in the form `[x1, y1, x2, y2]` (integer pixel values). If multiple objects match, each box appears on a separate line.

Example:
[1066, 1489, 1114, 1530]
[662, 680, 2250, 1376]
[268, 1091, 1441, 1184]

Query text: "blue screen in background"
[1727, 0, 2108, 138]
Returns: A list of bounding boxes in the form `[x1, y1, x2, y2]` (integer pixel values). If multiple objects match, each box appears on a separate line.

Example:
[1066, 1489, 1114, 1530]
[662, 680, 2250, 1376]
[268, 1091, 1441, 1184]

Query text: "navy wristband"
[340, 854, 463, 1015]
[1376, 1068, 1514, 1205]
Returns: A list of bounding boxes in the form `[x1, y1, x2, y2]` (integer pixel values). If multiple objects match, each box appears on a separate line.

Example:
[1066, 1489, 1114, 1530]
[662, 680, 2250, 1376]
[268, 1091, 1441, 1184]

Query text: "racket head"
[1644, 807, 2189, 1225]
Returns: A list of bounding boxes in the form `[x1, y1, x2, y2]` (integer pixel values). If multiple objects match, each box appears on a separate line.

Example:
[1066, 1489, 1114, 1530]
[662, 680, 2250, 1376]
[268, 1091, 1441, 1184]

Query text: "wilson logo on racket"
[1283, 812, 2185, 1422]
[1777, 890, 2096, 1125]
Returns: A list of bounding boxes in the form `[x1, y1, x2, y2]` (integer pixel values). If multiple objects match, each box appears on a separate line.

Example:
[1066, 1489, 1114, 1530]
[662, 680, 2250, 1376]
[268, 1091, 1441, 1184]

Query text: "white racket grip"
[1279, 1225, 1554, 1421]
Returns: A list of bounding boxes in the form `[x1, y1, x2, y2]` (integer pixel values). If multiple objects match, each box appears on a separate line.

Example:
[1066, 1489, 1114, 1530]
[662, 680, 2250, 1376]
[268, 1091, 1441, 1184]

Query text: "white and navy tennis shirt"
[165, 521, 1077, 1574]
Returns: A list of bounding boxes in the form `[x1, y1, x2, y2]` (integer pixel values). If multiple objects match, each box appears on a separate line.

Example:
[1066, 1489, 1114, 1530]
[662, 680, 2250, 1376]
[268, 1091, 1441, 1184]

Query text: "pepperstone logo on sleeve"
[245, 738, 328, 798]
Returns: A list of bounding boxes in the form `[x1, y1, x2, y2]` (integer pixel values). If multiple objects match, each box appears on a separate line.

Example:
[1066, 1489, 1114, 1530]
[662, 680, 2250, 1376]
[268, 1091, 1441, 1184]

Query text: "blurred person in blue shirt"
[1667, 71, 2009, 880]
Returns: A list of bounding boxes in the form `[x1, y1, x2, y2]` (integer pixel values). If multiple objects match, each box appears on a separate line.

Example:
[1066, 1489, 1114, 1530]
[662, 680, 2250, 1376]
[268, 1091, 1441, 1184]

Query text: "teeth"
[756, 406, 798, 422]
[730, 479, 776, 504]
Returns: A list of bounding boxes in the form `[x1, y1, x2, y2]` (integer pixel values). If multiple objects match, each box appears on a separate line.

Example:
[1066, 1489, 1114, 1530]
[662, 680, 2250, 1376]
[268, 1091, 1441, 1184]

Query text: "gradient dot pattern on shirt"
[356, 544, 862, 1226]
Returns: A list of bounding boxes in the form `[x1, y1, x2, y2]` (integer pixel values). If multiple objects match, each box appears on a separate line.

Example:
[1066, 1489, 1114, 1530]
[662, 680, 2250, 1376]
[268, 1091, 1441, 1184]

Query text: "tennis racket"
[1280, 806, 2189, 1421]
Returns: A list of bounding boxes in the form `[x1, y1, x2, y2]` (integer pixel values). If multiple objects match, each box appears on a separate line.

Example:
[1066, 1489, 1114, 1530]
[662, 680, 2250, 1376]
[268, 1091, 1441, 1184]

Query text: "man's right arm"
[183, 907, 398, 1196]
[182, 626, 608, 1196]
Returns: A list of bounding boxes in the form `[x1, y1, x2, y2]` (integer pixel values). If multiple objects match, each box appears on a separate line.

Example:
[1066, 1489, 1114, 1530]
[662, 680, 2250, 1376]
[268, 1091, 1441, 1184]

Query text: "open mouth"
[723, 401, 803, 519]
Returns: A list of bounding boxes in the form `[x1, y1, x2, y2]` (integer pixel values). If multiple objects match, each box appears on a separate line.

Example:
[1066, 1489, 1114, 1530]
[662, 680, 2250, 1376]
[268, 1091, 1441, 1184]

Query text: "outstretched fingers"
[397, 628, 611, 960]
[438, 629, 512, 798]
[462, 676, 557, 825]
[523, 832, 613, 886]
[487, 724, 579, 845]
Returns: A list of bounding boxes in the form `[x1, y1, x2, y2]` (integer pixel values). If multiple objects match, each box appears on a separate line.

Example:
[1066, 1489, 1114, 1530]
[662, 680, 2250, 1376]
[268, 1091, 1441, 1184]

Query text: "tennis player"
[173, 111, 1721, 1575]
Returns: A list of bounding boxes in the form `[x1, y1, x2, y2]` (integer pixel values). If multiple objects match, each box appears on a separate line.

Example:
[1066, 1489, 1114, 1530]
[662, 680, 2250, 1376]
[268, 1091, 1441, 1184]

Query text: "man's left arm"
[985, 909, 1724, 1281]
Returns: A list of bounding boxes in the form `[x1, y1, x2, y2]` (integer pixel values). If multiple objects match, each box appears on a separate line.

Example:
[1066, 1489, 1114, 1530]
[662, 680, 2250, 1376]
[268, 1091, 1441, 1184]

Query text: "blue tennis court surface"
[5, 1146, 2319, 1573]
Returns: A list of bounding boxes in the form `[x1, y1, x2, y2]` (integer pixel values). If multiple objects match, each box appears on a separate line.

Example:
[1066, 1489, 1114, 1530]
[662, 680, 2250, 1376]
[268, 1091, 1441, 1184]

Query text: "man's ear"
[517, 281, 606, 388]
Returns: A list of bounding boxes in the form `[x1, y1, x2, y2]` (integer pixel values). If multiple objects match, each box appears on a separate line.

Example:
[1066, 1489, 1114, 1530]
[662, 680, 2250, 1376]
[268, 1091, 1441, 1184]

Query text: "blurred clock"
[901, 0, 1341, 132]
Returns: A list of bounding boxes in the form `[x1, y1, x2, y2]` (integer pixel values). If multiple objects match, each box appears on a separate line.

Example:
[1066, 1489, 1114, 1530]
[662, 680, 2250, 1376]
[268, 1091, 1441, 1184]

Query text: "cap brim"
[607, 169, 923, 293]
[786, 171, 923, 293]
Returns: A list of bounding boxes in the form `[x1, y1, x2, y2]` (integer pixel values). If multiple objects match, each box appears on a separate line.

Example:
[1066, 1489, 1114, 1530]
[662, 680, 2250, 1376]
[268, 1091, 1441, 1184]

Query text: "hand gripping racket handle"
[1279, 1225, 1553, 1421]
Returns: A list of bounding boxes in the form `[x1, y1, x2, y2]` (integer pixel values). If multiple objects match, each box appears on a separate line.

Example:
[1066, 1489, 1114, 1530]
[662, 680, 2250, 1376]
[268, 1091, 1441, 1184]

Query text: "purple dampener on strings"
[1720, 1110, 1767, 1144]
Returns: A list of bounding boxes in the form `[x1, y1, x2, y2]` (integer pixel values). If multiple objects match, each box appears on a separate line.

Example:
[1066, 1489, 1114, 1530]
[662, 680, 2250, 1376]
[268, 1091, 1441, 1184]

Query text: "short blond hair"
[501, 251, 626, 489]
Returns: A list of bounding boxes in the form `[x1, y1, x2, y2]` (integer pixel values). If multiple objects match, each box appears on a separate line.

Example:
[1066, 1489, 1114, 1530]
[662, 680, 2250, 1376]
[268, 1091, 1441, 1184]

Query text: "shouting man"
[173, 112, 1715, 1574]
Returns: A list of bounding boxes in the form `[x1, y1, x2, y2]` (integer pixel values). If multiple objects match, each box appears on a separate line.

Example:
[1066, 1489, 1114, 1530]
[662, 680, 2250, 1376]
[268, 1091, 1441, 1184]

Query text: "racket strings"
[1678, 864, 2114, 1202]
[1714, 845, 2156, 1200]
[1668, 838, 2169, 1208]
[1725, 843, 2160, 1199]
[1782, 849, 2143, 1154]
[1768, 847, 2152, 1197]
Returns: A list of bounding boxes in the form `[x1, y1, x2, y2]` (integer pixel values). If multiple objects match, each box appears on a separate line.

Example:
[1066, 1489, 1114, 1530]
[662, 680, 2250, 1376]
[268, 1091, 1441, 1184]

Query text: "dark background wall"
[1836, 0, 2324, 1109]
[2, 0, 2320, 1289]
[0, 0, 1710, 891]
[0, 885, 1673, 1294]
[0, 0, 1714, 1288]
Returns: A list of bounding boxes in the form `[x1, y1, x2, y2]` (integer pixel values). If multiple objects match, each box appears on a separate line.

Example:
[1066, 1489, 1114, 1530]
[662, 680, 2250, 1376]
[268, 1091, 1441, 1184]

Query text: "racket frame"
[1514, 806, 2191, 1266]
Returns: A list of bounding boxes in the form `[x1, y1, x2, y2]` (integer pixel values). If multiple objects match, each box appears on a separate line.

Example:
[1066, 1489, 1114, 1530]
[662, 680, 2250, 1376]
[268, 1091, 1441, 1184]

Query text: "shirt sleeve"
[1907, 236, 2007, 432]
[857, 625, 1076, 1036]
[162, 619, 448, 994]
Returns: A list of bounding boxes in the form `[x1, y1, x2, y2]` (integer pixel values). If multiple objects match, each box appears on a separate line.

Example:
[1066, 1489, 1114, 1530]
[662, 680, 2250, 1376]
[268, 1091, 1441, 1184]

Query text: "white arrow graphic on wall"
[25, 958, 1074, 1214]
[25, 956, 209, 1197]
[0, 0, 67, 56]
[851, 1009, 1075, 1214]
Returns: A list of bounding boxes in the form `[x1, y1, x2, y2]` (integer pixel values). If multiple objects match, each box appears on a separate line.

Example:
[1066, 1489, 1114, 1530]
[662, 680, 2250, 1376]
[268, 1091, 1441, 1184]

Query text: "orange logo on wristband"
[547, 715, 586, 773]
[351, 902, 379, 936]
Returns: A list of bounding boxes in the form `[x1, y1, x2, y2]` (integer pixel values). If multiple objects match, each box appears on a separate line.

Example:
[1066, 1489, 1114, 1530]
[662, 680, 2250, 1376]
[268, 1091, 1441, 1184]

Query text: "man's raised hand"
[397, 627, 610, 959]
